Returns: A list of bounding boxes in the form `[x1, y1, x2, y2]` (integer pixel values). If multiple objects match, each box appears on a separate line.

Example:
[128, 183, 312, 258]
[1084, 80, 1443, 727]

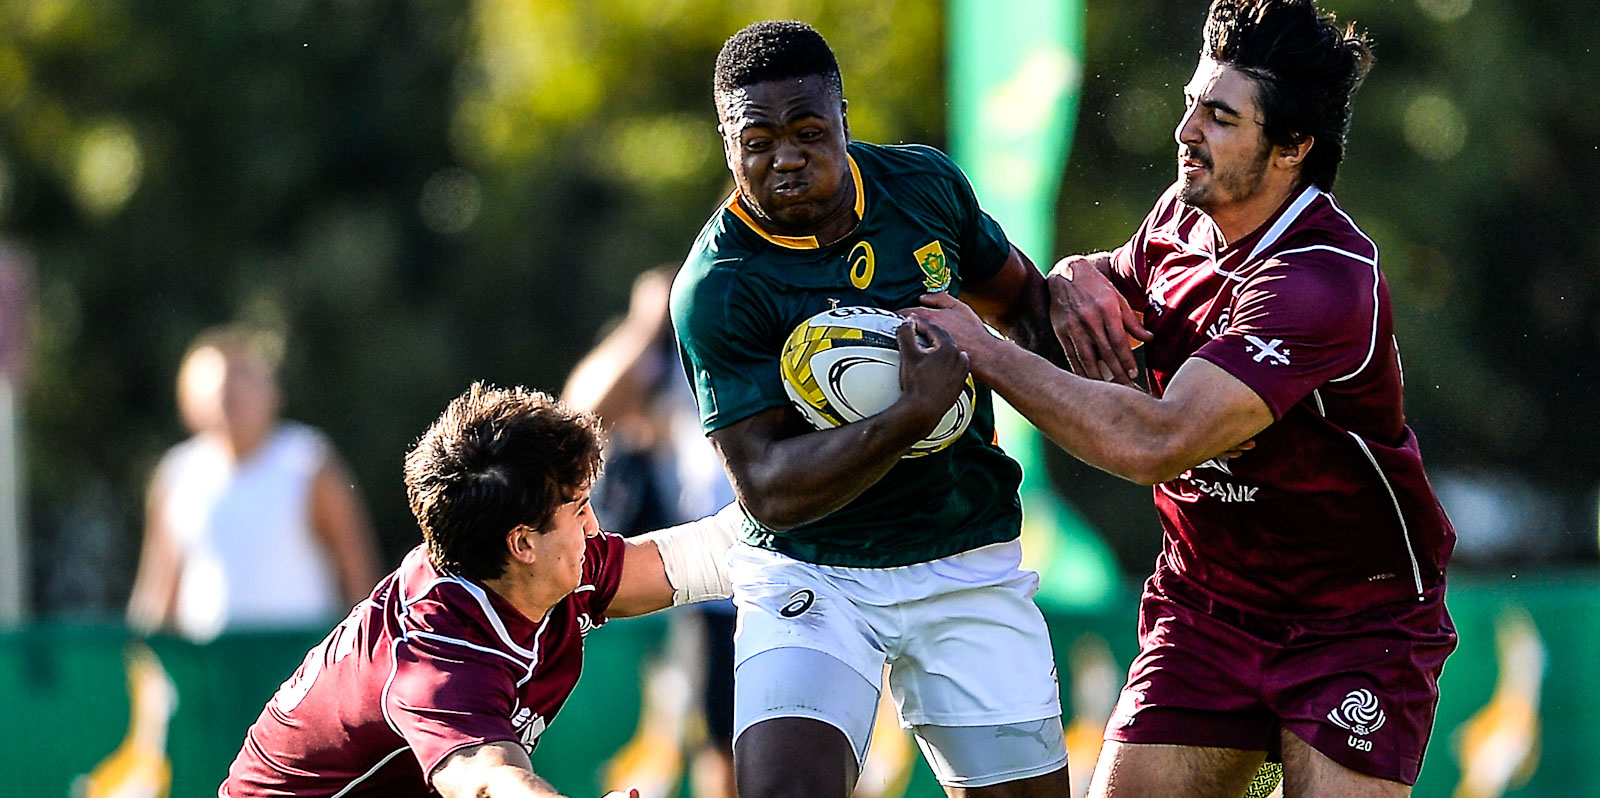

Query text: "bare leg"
[735, 717, 859, 798]
[1280, 729, 1410, 798]
[1087, 740, 1266, 798]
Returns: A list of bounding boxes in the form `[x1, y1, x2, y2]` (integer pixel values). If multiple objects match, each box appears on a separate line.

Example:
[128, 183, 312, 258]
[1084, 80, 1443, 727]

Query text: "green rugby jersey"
[671, 141, 1023, 567]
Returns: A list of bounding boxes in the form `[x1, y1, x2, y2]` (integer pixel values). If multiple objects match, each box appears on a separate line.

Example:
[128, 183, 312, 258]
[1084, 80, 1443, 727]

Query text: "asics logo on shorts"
[779, 589, 816, 618]
[1327, 688, 1387, 736]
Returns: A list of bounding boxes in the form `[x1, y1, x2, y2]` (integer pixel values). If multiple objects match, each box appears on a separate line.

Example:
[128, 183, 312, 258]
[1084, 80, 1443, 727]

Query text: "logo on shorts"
[779, 589, 816, 618]
[1328, 688, 1387, 737]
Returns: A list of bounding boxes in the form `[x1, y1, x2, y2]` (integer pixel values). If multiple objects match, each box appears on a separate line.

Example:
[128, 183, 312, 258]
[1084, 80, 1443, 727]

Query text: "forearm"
[729, 411, 925, 530]
[965, 339, 1191, 485]
[433, 742, 564, 798]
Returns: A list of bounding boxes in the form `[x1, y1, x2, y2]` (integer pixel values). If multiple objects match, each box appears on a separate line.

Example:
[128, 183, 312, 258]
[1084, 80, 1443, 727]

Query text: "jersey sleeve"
[1107, 184, 1182, 312]
[387, 629, 521, 780]
[1193, 253, 1378, 419]
[580, 531, 628, 621]
[671, 263, 788, 433]
[909, 145, 1011, 285]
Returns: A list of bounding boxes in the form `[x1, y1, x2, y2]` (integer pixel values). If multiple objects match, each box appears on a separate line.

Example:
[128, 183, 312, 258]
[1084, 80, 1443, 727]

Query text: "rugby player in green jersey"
[671, 20, 1072, 798]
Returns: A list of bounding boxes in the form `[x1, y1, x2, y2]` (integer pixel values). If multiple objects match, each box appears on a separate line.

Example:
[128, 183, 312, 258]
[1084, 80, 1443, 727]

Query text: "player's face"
[532, 491, 599, 599]
[1174, 58, 1275, 215]
[717, 76, 853, 238]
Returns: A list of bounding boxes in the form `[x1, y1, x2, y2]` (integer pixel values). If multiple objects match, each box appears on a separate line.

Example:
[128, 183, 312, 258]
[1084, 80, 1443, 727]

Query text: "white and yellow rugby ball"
[779, 306, 975, 458]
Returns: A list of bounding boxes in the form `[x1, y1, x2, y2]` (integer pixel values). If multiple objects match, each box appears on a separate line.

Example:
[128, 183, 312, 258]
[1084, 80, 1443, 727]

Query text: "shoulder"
[672, 242, 771, 343]
[852, 141, 968, 189]
[1251, 192, 1381, 310]
[390, 550, 536, 666]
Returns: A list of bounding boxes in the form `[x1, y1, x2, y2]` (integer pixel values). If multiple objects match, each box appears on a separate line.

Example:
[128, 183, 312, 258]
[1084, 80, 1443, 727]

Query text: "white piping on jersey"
[409, 630, 531, 670]
[1208, 184, 1323, 284]
[380, 640, 404, 737]
[1319, 197, 1383, 383]
[1348, 431, 1426, 600]
[329, 747, 409, 798]
[444, 576, 539, 660]
[1312, 389, 1326, 417]
[572, 584, 596, 594]
[1245, 184, 1322, 264]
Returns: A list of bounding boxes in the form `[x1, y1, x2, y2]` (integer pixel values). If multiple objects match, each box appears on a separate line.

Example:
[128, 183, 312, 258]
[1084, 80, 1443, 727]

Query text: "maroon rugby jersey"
[221, 532, 627, 797]
[1108, 183, 1454, 617]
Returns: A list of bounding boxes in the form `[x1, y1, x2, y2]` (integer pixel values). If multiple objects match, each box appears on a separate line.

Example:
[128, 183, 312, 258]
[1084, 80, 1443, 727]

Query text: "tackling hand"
[1047, 255, 1152, 385]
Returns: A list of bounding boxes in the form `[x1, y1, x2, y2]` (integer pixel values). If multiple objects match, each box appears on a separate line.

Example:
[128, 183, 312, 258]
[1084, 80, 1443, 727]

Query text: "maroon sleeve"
[1106, 185, 1181, 312]
[386, 628, 521, 780]
[581, 531, 628, 621]
[1193, 253, 1377, 419]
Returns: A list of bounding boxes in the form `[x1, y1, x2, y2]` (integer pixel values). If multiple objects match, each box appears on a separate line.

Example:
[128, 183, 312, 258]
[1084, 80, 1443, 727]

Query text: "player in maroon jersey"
[220, 382, 742, 798]
[909, 1, 1455, 796]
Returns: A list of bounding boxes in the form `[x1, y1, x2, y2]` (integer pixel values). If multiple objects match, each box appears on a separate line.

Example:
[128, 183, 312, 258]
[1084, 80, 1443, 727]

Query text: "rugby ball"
[779, 306, 975, 458]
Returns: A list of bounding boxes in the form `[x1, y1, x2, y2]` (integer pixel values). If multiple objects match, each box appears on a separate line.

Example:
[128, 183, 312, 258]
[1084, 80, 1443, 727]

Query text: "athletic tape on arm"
[651, 502, 744, 606]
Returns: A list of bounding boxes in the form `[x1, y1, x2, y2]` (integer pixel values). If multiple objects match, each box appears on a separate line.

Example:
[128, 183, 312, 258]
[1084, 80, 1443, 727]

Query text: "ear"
[1276, 134, 1313, 171]
[840, 98, 851, 142]
[505, 525, 539, 566]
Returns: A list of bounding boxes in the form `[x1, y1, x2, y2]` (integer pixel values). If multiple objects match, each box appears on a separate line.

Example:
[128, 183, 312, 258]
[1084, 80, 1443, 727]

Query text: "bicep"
[958, 246, 1036, 325]
[1160, 358, 1275, 458]
[607, 538, 674, 618]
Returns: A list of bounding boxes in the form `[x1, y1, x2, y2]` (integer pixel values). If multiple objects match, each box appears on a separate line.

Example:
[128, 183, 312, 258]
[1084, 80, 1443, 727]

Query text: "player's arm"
[433, 740, 639, 798]
[957, 245, 1070, 371]
[607, 504, 744, 618]
[909, 295, 1270, 485]
[710, 317, 969, 531]
[1044, 251, 1153, 385]
[126, 472, 181, 633]
[308, 452, 383, 604]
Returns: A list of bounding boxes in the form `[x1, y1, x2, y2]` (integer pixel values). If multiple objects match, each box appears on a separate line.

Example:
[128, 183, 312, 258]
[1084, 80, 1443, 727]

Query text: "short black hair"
[1202, 0, 1373, 190]
[404, 382, 602, 582]
[714, 20, 843, 102]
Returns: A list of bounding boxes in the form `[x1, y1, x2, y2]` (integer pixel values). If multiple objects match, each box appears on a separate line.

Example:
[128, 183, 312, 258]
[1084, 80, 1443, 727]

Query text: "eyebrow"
[1187, 91, 1245, 119]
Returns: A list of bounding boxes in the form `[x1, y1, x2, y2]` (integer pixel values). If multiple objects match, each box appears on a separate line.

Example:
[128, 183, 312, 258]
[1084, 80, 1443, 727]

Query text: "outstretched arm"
[908, 295, 1270, 485]
[607, 504, 745, 618]
[432, 741, 641, 798]
[957, 246, 1070, 371]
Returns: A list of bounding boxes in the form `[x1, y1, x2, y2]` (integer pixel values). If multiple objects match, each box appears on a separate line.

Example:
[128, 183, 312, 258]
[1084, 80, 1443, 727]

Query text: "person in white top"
[127, 325, 381, 642]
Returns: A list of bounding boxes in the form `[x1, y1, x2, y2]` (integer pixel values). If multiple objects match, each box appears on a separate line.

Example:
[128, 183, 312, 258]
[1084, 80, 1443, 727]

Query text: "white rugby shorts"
[728, 539, 1066, 787]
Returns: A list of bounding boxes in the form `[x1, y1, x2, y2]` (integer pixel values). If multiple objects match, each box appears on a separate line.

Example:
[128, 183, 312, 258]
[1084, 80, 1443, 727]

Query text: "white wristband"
[649, 503, 744, 606]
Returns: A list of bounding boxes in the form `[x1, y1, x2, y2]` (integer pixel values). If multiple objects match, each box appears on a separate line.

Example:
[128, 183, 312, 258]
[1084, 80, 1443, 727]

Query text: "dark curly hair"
[404, 382, 602, 582]
[713, 20, 843, 104]
[1202, 0, 1374, 190]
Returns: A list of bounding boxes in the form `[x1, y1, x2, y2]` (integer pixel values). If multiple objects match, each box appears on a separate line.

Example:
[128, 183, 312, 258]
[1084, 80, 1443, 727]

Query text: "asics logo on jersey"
[1328, 688, 1387, 739]
[1244, 335, 1290, 365]
[779, 589, 816, 618]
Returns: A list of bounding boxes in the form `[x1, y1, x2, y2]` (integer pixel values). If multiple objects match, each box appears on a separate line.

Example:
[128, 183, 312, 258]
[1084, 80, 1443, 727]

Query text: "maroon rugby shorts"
[1103, 573, 1456, 785]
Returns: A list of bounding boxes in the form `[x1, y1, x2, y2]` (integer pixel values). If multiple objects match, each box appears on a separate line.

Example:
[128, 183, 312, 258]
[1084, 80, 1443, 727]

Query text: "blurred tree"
[1, 0, 1595, 615]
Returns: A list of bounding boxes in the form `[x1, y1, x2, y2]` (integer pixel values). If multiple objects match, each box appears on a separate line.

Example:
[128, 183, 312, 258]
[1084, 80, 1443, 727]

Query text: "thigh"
[1280, 728, 1410, 798]
[733, 647, 882, 767]
[891, 542, 1061, 727]
[1105, 583, 1278, 751]
[1087, 740, 1265, 798]
[911, 719, 1068, 793]
[1268, 594, 1456, 785]
[736, 716, 859, 798]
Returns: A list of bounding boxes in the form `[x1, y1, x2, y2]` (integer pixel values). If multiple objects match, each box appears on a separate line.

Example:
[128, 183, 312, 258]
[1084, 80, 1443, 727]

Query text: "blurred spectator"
[126, 325, 381, 643]
[564, 265, 738, 798]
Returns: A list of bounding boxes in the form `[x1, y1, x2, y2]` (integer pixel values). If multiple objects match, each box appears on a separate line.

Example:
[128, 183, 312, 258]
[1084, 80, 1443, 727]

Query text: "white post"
[0, 374, 23, 624]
